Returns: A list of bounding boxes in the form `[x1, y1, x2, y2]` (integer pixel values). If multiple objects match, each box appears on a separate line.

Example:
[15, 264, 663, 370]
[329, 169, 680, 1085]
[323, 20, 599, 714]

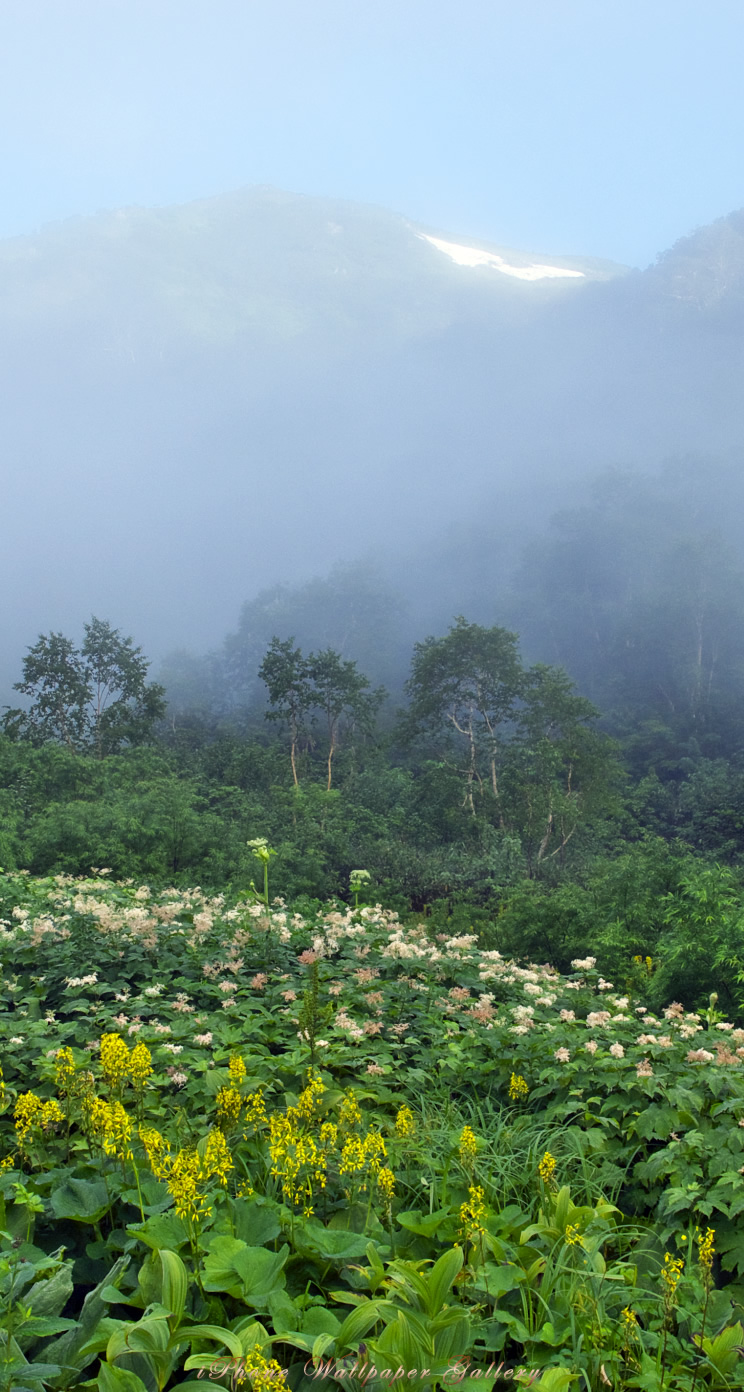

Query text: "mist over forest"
[5, 185, 744, 706]
[4, 184, 744, 939]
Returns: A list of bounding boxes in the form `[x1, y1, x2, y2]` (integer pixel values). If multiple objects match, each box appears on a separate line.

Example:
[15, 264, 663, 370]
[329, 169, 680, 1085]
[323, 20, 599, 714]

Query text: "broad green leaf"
[426, 1246, 463, 1316]
[26, 1265, 74, 1319]
[159, 1250, 188, 1326]
[181, 1324, 244, 1359]
[51, 1179, 111, 1225]
[97, 1364, 150, 1392]
[44, 1256, 130, 1388]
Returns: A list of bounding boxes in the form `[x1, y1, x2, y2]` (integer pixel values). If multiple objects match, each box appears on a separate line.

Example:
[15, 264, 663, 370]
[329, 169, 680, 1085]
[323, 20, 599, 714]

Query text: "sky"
[2, 0, 744, 267]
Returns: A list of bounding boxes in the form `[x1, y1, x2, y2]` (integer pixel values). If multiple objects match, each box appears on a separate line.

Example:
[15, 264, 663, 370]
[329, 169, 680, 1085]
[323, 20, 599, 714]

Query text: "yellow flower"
[100, 1034, 130, 1090]
[508, 1073, 529, 1103]
[696, 1225, 715, 1277]
[295, 1071, 325, 1122]
[234, 1345, 287, 1391]
[538, 1151, 556, 1184]
[14, 1092, 44, 1145]
[243, 1089, 267, 1134]
[361, 1130, 387, 1175]
[167, 1147, 212, 1225]
[229, 1054, 247, 1089]
[378, 1166, 396, 1204]
[458, 1125, 478, 1169]
[54, 1047, 76, 1095]
[216, 1085, 243, 1132]
[40, 1099, 64, 1130]
[128, 1041, 153, 1090]
[319, 1121, 338, 1151]
[339, 1091, 363, 1130]
[624, 1302, 640, 1336]
[204, 1128, 234, 1187]
[565, 1224, 584, 1248]
[395, 1105, 416, 1141]
[339, 1134, 366, 1178]
[458, 1185, 487, 1240]
[139, 1125, 172, 1180]
[101, 1101, 133, 1160]
[661, 1252, 684, 1301]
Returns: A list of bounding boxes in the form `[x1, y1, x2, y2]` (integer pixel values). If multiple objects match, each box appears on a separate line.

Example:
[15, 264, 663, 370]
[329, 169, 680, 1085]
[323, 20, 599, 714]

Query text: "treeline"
[3, 460, 744, 994]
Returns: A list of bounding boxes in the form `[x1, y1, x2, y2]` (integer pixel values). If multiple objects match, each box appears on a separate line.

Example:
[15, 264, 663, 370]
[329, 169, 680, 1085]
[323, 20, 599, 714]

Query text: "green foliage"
[4, 620, 165, 757]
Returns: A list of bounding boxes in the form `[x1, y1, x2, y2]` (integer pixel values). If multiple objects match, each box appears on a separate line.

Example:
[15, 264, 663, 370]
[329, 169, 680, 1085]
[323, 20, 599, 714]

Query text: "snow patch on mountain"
[420, 233, 585, 281]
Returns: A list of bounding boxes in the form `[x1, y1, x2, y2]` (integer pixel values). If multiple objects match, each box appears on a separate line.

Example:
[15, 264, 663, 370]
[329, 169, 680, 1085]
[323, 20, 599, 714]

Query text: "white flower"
[143, 984, 164, 998]
[609, 1043, 624, 1059]
[571, 957, 596, 971]
[554, 1047, 571, 1063]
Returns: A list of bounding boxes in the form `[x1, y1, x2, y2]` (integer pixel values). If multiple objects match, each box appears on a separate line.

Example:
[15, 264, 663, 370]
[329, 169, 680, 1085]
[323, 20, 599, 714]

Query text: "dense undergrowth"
[2, 870, 744, 1389]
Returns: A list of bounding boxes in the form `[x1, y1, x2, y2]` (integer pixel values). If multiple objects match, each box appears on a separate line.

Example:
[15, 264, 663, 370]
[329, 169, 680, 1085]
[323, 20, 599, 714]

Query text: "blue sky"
[2, 0, 744, 266]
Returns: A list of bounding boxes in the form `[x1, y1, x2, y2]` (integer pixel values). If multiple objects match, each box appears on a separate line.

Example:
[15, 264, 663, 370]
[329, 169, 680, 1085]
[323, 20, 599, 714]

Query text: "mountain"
[2, 186, 744, 694]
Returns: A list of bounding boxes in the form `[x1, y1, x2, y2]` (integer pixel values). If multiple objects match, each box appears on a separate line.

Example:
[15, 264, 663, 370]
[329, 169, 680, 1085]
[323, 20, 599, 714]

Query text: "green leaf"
[228, 1198, 281, 1247]
[202, 1238, 289, 1304]
[26, 1265, 74, 1319]
[426, 1245, 463, 1316]
[44, 1256, 130, 1389]
[51, 1179, 112, 1225]
[532, 1371, 577, 1391]
[182, 1325, 244, 1359]
[97, 1364, 150, 1392]
[302, 1309, 341, 1338]
[298, 1226, 371, 1261]
[159, 1251, 188, 1326]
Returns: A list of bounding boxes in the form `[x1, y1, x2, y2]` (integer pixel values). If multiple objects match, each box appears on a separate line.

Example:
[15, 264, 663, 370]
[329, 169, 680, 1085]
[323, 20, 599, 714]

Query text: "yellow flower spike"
[458, 1184, 487, 1240]
[661, 1252, 684, 1300]
[696, 1225, 715, 1276]
[229, 1054, 247, 1089]
[100, 1034, 130, 1090]
[339, 1091, 363, 1130]
[54, 1047, 76, 1095]
[339, 1134, 366, 1178]
[234, 1345, 287, 1391]
[139, 1125, 172, 1180]
[40, 1098, 64, 1131]
[395, 1105, 416, 1141]
[361, 1130, 386, 1174]
[128, 1041, 153, 1090]
[216, 1085, 243, 1132]
[101, 1101, 133, 1161]
[538, 1151, 556, 1184]
[508, 1073, 529, 1103]
[204, 1128, 234, 1187]
[565, 1224, 584, 1248]
[378, 1166, 396, 1204]
[243, 1089, 267, 1134]
[458, 1125, 478, 1169]
[14, 1092, 44, 1145]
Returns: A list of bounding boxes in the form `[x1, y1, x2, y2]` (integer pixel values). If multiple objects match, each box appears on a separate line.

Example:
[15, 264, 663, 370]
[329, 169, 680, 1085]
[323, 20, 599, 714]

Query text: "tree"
[403, 618, 523, 815]
[258, 638, 312, 786]
[503, 664, 618, 871]
[3, 618, 166, 756]
[306, 648, 384, 791]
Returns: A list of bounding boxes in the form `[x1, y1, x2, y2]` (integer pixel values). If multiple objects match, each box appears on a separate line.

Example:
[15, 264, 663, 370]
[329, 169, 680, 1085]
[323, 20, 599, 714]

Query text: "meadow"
[2, 861, 744, 1392]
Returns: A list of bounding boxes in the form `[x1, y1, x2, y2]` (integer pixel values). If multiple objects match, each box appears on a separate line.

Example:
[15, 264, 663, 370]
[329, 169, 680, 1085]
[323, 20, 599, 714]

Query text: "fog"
[3, 187, 744, 710]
